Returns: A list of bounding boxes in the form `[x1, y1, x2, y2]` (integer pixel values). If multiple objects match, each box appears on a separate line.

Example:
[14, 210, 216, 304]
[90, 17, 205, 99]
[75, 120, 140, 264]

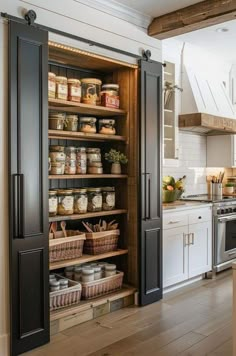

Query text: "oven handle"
[218, 216, 236, 223]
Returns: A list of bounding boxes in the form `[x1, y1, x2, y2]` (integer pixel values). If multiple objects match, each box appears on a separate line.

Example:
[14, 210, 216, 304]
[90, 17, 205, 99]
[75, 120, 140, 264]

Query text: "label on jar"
[71, 87, 81, 97]
[76, 196, 88, 212]
[65, 160, 76, 174]
[48, 80, 56, 93]
[106, 194, 115, 207]
[76, 153, 87, 174]
[57, 84, 68, 97]
[87, 153, 101, 164]
[49, 152, 66, 163]
[62, 196, 73, 210]
[49, 197, 57, 213]
[92, 195, 102, 209]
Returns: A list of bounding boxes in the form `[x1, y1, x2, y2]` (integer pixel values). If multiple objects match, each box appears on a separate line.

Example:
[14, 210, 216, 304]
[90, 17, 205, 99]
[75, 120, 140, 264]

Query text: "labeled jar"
[105, 264, 116, 277]
[55, 76, 68, 100]
[73, 188, 88, 214]
[48, 72, 56, 99]
[50, 280, 60, 292]
[49, 146, 66, 175]
[68, 78, 81, 102]
[57, 189, 74, 215]
[99, 119, 116, 135]
[94, 266, 102, 280]
[87, 188, 102, 212]
[87, 165, 103, 174]
[79, 117, 97, 133]
[59, 279, 69, 290]
[82, 268, 94, 282]
[101, 84, 119, 108]
[65, 147, 77, 175]
[76, 147, 87, 174]
[64, 266, 74, 280]
[49, 112, 65, 130]
[81, 78, 102, 105]
[50, 162, 65, 175]
[64, 115, 78, 132]
[86, 148, 101, 166]
[49, 190, 58, 217]
[102, 187, 115, 211]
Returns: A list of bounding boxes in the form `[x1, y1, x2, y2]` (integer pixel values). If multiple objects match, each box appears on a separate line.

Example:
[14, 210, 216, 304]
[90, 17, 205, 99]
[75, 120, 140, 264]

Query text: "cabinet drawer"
[188, 208, 212, 225]
[163, 213, 188, 229]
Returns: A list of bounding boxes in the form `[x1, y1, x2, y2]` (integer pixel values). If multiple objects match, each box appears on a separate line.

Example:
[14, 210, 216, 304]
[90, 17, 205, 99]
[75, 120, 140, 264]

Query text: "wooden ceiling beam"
[148, 0, 236, 39]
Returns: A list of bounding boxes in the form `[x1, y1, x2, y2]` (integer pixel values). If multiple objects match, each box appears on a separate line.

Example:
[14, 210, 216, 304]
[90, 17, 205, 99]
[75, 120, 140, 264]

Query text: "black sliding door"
[9, 21, 49, 355]
[139, 59, 163, 306]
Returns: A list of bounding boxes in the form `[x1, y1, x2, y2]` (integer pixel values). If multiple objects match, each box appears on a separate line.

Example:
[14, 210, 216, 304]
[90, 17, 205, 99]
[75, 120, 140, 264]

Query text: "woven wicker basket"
[50, 275, 82, 311]
[83, 229, 120, 255]
[49, 231, 85, 262]
[81, 271, 124, 300]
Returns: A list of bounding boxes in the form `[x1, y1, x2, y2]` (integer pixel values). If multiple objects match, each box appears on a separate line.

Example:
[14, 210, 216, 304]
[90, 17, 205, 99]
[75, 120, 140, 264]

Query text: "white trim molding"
[74, 0, 152, 29]
[0, 334, 9, 356]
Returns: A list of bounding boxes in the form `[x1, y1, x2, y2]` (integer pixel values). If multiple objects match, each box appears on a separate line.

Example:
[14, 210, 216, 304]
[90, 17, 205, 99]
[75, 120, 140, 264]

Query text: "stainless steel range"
[182, 194, 236, 272]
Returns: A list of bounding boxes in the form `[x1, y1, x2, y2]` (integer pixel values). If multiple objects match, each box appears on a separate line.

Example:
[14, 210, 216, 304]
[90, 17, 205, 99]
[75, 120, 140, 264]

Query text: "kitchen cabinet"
[207, 135, 236, 167]
[163, 206, 212, 288]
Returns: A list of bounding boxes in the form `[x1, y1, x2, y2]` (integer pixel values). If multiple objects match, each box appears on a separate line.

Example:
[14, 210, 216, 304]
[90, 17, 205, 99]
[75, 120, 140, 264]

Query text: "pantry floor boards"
[22, 270, 233, 356]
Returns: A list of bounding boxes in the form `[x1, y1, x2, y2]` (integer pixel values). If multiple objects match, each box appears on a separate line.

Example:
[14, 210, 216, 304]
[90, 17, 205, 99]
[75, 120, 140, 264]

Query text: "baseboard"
[163, 275, 203, 295]
[0, 333, 9, 356]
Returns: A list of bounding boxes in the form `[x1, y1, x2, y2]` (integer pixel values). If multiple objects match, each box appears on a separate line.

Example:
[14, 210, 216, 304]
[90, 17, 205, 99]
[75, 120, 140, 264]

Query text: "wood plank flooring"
[23, 270, 233, 356]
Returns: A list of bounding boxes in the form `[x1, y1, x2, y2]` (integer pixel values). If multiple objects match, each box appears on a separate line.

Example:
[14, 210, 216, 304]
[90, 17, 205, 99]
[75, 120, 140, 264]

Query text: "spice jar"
[65, 147, 77, 175]
[73, 188, 88, 214]
[50, 280, 60, 292]
[94, 266, 102, 280]
[64, 266, 74, 280]
[102, 187, 115, 211]
[68, 78, 81, 102]
[49, 146, 66, 175]
[87, 188, 102, 212]
[76, 147, 87, 174]
[105, 264, 116, 277]
[79, 117, 97, 133]
[99, 119, 116, 135]
[57, 189, 74, 215]
[48, 72, 56, 99]
[55, 76, 68, 100]
[49, 112, 65, 130]
[86, 148, 101, 166]
[64, 114, 78, 132]
[59, 279, 69, 290]
[101, 84, 119, 108]
[81, 78, 102, 105]
[74, 267, 82, 282]
[49, 190, 58, 217]
[82, 268, 94, 282]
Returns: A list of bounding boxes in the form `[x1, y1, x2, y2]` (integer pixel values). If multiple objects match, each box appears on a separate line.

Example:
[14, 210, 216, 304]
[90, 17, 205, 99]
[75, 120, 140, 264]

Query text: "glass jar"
[57, 189, 74, 215]
[79, 117, 97, 133]
[64, 266, 74, 279]
[49, 190, 58, 217]
[81, 78, 102, 105]
[50, 162, 65, 175]
[65, 147, 76, 175]
[48, 72, 56, 99]
[74, 267, 82, 282]
[50, 280, 60, 292]
[101, 84, 119, 108]
[93, 267, 102, 280]
[98, 119, 116, 135]
[64, 115, 78, 132]
[49, 146, 66, 175]
[73, 188, 88, 214]
[59, 279, 69, 290]
[68, 78, 81, 102]
[55, 76, 68, 100]
[87, 188, 102, 212]
[82, 268, 94, 282]
[105, 264, 116, 277]
[76, 147, 87, 174]
[86, 148, 101, 166]
[49, 112, 65, 130]
[102, 187, 115, 211]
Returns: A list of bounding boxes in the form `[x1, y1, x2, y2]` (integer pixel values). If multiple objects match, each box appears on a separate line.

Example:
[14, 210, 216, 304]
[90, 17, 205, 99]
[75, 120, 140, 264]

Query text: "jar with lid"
[49, 146, 66, 175]
[79, 117, 97, 133]
[101, 84, 119, 108]
[55, 76, 68, 100]
[49, 112, 65, 130]
[87, 188, 102, 212]
[64, 266, 74, 279]
[86, 148, 101, 166]
[99, 119, 116, 135]
[64, 114, 78, 132]
[87, 163, 103, 174]
[50, 280, 60, 292]
[59, 279, 69, 290]
[82, 268, 94, 282]
[49, 190, 58, 217]
[93, 266, 102, 280]
[48, 72, 56, 99]
[74, 267, 82, 281]
[68, 78, 81, 102]
[81, 78, 102, 105]
[76, 147, 87, 174]
[105, 264, 116, 277]
[65, 147, 77, 175]
[73, 188, 88, 214]
[57, 189, 74, 215]
[102, 187, 115, 211]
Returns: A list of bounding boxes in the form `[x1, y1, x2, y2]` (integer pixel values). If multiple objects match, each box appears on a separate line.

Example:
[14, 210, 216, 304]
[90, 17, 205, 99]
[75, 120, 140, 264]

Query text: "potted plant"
[105, 149, 128, 174]
[224, 183, 235, 195]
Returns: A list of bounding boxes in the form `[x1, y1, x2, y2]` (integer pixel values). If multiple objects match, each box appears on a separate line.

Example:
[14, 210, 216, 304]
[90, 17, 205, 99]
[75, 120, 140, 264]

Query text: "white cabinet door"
[163, 226, 189, 288]
[188, 221, 212, 278]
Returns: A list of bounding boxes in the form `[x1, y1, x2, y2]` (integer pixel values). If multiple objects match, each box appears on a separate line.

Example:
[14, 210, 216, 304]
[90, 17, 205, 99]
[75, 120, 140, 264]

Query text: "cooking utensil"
[60, 221, 67, 237]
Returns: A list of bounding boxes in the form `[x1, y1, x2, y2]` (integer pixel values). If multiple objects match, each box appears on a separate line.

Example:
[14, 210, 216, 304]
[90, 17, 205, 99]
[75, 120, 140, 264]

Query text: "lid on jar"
[87, 188, 102, 193]
[99, 119, 115, 125]
[65, 266, 74, 272]
[49, 190, 57, 195]
[66, 115, 78, 121]
[86, 148, 101, 153]
[77, 147, 86, 152]
[80, 117, 97, 123]
[57, 189, 73, 195]
[102, 84, 119, 90]
[68, 78, 81, 85]
[50, 145, 65, 152]
[59, 279, 69, 286]
[82, 268, 94, 275]
[81, 78, 102, 85]
[49, 274, 56, 279]
[73, 188, 87, 194]
[105, 264, 116, 271]
[50, 280, 60, 287]
[49, 113, 65, 119]
[48, 72, 56, 78]
[55, 76, 68, 82]
[102, 187, 115, 192]
[93, 266, 102, 272]
[66, 146, 77, 151]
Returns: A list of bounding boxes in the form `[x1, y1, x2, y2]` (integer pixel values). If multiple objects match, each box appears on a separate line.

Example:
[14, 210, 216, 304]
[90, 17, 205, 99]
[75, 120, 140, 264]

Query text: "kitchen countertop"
[163, 201, 212, 212]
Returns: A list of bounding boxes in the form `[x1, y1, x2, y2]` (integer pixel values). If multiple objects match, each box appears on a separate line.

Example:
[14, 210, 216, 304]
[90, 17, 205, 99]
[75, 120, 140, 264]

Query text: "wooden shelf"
[49, 209, 127, 222]
[48, 129, 126, 142]
[49, 98, 127, 117]
[49, 174, 128, 179]
[50, 249, 128, 270]
[50, 286, 136, 321]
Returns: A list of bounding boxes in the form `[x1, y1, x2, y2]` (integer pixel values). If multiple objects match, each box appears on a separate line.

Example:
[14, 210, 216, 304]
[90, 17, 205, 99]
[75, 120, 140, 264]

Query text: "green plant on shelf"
[104, 149, 128, 164]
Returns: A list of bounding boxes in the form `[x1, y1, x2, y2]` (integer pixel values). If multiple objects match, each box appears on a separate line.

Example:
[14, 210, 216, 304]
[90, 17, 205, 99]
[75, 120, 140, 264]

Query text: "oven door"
[215, 215, 236, 265]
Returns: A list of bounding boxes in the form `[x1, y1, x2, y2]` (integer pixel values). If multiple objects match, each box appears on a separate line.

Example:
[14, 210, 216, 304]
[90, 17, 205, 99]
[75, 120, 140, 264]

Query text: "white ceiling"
[113, 0, 200, 17]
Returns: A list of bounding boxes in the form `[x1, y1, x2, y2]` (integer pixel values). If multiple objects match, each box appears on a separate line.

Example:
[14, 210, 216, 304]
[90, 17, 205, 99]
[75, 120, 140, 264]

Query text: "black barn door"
[9, 21, 49, 355]
[139, 58, 163, 306]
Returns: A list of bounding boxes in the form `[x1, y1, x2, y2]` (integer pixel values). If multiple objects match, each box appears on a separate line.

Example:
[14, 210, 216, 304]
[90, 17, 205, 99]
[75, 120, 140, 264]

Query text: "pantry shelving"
[48, 129, 126, 142]
[49, 174, 128, 179]
[49, 209, 128, 222]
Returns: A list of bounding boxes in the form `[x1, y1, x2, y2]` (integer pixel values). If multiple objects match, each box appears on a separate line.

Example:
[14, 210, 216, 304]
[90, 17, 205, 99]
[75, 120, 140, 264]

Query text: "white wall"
[0, 1, 162, 355]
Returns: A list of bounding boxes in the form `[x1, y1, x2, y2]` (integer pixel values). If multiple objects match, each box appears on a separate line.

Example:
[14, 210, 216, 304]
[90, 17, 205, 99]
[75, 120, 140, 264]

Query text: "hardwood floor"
[23, 271, 233, 356]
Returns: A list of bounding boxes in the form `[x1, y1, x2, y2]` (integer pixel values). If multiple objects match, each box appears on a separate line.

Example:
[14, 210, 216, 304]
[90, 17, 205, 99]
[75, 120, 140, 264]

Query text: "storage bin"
[84, 229, 119, 255]
[50, 275, 82, 311]
[49, 231, 85, 262]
